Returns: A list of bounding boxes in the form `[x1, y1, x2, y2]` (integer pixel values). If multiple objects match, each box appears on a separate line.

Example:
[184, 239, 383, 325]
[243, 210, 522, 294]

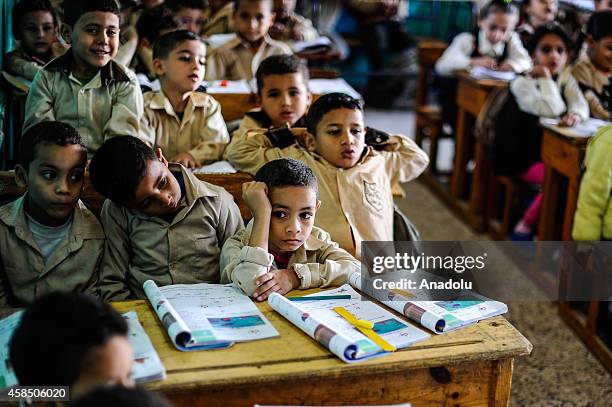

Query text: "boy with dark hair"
[269, 0, 318, 42]
[141, 30, 229, 168]
[206, 0, 291, 80]
[23, 0, 145, 157]
[5, 0, 67, 80]
[71, 385, 172, 407]
[233, 54, 311, 140]
[220, 158, 357, 300]
[202, 0, 234, 36]
[89, 136, 243, 300]
[10, 292, 133, 398]
[0, 121, 104, 307]
[166, 0, 206, 34]
[225, 93, 429, 258]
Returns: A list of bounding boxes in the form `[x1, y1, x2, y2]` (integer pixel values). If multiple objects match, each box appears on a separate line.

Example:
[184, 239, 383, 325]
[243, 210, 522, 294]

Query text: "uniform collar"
[44, 49, 130, 86]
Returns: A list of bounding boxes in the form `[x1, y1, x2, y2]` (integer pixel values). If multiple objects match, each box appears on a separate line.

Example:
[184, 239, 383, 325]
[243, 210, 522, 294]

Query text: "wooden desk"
[115, 298, 532, 406]
[415, 38, 447, 108]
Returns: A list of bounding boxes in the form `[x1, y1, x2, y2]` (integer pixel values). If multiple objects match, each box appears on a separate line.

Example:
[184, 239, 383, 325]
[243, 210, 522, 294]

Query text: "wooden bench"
[0, 171, 253, 220]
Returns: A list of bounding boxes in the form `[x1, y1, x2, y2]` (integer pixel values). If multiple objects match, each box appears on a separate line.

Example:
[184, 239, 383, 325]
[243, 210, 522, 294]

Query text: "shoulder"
[110, 61, 139, 85]
[0, 198, 21, 227]
[74, 201, 105, 238]
[451, 32, 475, 45]
[571, 59, 593, 80]
[267, 38, 292, 53]
[192, 92, 219, 109]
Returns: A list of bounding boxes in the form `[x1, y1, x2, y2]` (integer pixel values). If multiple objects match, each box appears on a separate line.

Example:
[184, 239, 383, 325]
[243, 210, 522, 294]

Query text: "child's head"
[153, 29, 206, 93]
[71, 385, 172, 407]
[586, 10, 612, 72]
[166, 0, 205, 34]
[90, 136, 182, 216]
[273, 0, 296, 19]
[233, 0, 274, 44]
[254, 158, 320, 253]
[523, 0, 557, 27]
[15, 121, 87, 226]
[12, 0, 58, 58]
[62, 0, 121, 73]
[136, 5, 179, 49]
[478, 0, 519, 45]
[305, 93, 365, 169]
[10, 292, 133, 398]
[528, 22, 573, 75]
[256, 54, 312, 127]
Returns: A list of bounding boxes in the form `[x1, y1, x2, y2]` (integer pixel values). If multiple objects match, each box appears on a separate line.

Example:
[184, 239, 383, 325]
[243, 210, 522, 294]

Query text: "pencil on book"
[287, 295, 353, 301]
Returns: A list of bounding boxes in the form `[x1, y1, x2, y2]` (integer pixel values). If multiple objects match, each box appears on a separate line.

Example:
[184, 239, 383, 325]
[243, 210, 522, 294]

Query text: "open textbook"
[144, 280, 279, 351]
[348, 271, 508, 334]
[268, 285, 430, 363]
[469, 66, 516, 82]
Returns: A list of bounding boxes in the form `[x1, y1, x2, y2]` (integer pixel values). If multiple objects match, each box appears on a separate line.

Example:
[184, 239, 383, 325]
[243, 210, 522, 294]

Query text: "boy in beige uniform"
[202, 0, 235, 36]
[90, 137, 244, 301]
[206, 0, 292, 80]
[22, 0, 144, 158]
[221, 159, 358, 301]
[141, 30, 229, 168]
[0, 122, 103, 307]
[225, 93, 429, 258]
[269, 0, 319, 42]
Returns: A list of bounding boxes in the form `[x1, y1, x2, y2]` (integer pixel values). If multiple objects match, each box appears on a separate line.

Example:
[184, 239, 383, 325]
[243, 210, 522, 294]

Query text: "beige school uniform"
[224, 130, 429, 258]
[0, 196, 104, 307]
[4, 43, 67, 81]
[571, 58, 611, 121]
[141, 90, 230, 165]
[99, 164, 244, 301]
[23, 50, 145, 158]
[220, 222, 358, 296]
[202, 2, 234, 37]
[206, 34, 292, 81]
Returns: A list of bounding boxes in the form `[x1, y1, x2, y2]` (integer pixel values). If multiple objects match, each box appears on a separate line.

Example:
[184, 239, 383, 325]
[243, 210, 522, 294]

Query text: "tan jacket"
[4, 43, 67, 81]
[23, 50, 145, 158]
[202, 2, 234, 36]
[224, 130, 429, 258]
[0, 196, 104, 307]
[571, 58, 611, 121]
[141, 90, 230, 165]
[206, 34, 292, 81]
[220, 221, 358, 296]
[99, 164, 244, 301]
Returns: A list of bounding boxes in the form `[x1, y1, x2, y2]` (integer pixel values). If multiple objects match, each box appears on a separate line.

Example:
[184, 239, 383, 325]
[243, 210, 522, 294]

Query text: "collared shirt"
[0, 196, 104, 307]
[141, 90, 230, 165]
[224, 130, 429, 258]
[202, 2, 234, 36]
[220, 221, 358, 296]
[571, 58, 611, 121]
[99, 164, 244, 301]
[4, 42, 67, 81]
[23, 50, 145, 157]
[435, 31, 532, 76]
[206, 34, 292, 81]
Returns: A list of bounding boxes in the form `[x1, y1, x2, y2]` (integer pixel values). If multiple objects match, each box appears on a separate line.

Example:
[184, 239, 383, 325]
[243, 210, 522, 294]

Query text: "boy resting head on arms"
[22, 0, 145, 158]
[134, 4, 180, 79]
[206, 0, 292, 80]
[141, 30, 229, 169]
[166, 0, 206, 34]
[0, 121, 104, 307]
[10, 292, 134, 399]
[233, 54, 312, 140]
[90, 136, 243, 301]
[269, 0, 319, 42]
[224, 93, 429, 258]
[5, 0, 67, 80]
[221, 158, 359, 301]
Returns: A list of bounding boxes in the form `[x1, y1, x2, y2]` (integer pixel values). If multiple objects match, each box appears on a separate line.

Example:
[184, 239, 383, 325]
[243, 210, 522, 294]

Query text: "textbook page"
[124, 311, 166, 383]
[0, 311, 22, 389]
[469, 66, 516, 81]
[192, 160, 237, 174]
[539, 117, 611, 138]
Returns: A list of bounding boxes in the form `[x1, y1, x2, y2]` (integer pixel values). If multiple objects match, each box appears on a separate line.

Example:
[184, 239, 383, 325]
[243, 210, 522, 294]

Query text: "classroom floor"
[363, 109, 612, 406]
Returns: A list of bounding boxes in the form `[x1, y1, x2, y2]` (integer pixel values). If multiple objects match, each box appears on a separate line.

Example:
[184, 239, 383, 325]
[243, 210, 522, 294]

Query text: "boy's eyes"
[300, 212, 313, 220]
[40, 170, 56, 180]
[273, 210, 287, 219]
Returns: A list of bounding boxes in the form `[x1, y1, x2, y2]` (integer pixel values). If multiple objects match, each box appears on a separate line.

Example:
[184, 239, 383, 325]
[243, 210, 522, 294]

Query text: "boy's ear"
[586, 35, 596, 48]
[306, 91, 313, 106]
[152, 58, 166, 76]
[14, 165, 28, 188]
[139, 38, 151, 49]
[60, 24, 72, 44]
[302, 131, 317, 152]
[155, 148, 169, 167]
[315, 200, 321, 210]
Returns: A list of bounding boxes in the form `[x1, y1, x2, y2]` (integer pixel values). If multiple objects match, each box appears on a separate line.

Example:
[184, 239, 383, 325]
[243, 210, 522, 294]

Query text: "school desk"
[114, 296, 532, 407]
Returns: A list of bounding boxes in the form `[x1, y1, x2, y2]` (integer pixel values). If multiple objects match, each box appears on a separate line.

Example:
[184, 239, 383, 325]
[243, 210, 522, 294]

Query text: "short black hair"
[166, 0, 206, 12]
[306, 93, 363, 136]
[254, 158, 318, 196]
[89, 136, 157, 204]
[255, 54, 309, 93]
[19, 121, 85, 170]
[153, 29, 203, 60]
[71, 386, 172, 407]
[479, 0, 519, 21]
[527, 22, 574, 55]
[586, 10, 612, 41]
[136, 5, 180, 43]
[12, 0, 58, 40]
[233, 0, 273, 12]
[63, 0, 120, 29]
[10, 292, 128, 387]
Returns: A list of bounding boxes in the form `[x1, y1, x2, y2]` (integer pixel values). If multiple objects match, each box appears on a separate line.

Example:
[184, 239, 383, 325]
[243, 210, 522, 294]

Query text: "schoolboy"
[221, 159, 358, 300]
[269, 0, 319, 42]
[225, 93, 429, 258]
[233, 54, 311, 140]
[141, 30, 229, 168]
[5, 0, 67, 81]
[10, 292, 134, 399]
[202, 0, 234, 36]
[0, 122, 104, 307]
[206, 0, 292, 81]
[166, 0, 206, 34]
[22, 0, 145, 158]
[89, 136, 244, 300]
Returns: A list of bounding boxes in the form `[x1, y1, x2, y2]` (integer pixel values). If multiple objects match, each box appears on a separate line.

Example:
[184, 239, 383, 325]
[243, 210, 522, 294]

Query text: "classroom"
[0, 0, 610, 406]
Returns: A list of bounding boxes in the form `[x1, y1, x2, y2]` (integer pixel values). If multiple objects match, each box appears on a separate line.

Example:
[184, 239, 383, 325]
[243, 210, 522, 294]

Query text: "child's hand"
[497, 62, 515, 72]
[470, 56, 497, 70]
[252, 268, 301, 301]
[559, 113, 582, 127]
[242, 181, 271, 216]
[171, 152, 198, 168]
[381, 135, 403, 151]
[529, 65, 551, 79]
[268, 22, 285, 40]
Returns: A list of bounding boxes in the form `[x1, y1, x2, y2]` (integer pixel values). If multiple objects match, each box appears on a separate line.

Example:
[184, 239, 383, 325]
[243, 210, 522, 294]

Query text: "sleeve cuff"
[292, 263, 321, 289]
